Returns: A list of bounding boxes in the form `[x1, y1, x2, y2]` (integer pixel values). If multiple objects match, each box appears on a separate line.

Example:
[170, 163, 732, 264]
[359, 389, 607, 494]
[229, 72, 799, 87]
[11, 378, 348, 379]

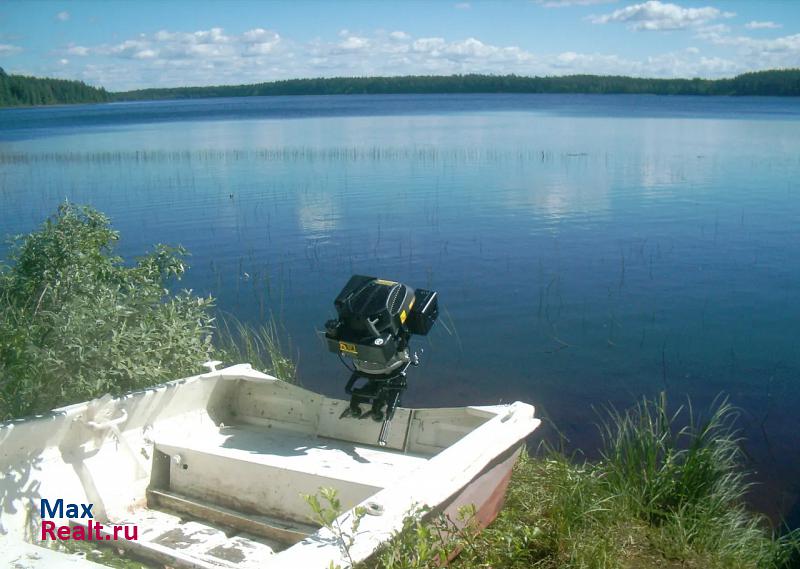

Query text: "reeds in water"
[213, 314, 296, 383]
[0, 146, 572, 166]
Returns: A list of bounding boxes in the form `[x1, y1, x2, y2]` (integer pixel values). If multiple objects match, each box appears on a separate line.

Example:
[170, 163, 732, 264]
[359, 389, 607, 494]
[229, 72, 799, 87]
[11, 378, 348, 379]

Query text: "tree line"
[0, 67, 110, 107]
[1, 67, 799, 107]
[116, 69, 800, 100]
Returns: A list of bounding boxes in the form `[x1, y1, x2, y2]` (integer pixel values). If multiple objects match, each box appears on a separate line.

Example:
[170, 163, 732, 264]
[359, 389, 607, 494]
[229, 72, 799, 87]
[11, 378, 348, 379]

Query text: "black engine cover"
[332, 275, 413, 338]
[325, 275, 438, 369]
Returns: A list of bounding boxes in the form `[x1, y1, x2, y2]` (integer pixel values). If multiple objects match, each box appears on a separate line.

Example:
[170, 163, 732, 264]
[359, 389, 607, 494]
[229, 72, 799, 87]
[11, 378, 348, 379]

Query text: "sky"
[1, 0, 799, 91]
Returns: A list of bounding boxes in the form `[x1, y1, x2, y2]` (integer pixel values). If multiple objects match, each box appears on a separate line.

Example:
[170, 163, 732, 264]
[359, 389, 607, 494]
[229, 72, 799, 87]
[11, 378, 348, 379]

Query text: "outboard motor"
[324, 275, 438, 445]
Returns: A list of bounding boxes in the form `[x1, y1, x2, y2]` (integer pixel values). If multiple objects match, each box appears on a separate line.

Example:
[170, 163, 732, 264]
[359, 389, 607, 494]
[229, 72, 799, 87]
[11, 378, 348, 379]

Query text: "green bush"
[0, 204, 215, 419]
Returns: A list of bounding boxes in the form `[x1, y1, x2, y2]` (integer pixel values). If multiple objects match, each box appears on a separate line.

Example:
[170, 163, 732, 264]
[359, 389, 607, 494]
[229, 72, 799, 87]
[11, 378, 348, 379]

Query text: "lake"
[1, 94, 798, 524]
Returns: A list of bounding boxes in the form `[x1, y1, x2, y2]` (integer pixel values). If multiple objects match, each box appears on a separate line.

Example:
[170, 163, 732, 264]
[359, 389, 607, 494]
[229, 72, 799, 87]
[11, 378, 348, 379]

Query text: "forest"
[0, 67, 110, 106]
[1, 68, 799, 107]
[115, 69, 800, 100]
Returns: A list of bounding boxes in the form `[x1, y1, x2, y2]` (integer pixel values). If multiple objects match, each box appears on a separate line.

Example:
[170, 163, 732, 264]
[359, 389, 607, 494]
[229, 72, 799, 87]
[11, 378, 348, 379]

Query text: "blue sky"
[1, 1, 798, 91]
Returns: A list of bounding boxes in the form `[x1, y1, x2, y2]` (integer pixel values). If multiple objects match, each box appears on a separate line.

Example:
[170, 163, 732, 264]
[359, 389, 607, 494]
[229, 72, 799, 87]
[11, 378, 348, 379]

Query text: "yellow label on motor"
[408, 297, 415, 311]
[400, 310, 407, 323]
[339, 341, 358, 355]
[375, 279, 397, 286]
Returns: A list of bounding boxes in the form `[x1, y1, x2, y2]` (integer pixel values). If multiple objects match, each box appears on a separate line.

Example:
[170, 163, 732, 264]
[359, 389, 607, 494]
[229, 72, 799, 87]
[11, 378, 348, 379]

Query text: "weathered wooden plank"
[148, 489, 317, 545]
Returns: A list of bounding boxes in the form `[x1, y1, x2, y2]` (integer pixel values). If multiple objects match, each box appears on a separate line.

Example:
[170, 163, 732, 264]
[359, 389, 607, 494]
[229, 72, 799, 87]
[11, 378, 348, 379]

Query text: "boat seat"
[151, 424, 428, 523]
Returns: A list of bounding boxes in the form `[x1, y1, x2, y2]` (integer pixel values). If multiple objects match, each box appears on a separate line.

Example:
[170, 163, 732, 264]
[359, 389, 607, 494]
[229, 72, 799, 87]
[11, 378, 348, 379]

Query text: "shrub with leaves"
[0, 203, 215, 419]
[304, 487, 367, 568]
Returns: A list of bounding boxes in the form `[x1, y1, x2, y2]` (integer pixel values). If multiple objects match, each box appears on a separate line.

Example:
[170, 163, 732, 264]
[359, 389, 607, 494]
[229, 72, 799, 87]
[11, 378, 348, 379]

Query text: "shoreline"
[3, 69, 800, 109]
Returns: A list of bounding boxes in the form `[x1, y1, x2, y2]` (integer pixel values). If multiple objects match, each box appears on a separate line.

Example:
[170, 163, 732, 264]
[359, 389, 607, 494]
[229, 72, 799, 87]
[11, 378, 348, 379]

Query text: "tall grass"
[598, 394, 746, 525]
[373, 394, 800, 569]
[594, 393, 798, 568]
[213, 314, 297, 382]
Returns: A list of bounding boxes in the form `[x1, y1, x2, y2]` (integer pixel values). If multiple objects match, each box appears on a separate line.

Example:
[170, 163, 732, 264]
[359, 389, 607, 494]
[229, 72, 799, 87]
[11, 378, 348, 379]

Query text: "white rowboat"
[1, 364, 540, 568]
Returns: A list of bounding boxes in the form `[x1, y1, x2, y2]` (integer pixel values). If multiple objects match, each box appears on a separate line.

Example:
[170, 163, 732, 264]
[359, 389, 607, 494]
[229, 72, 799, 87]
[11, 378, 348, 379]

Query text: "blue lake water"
[1, 94, 799, 523]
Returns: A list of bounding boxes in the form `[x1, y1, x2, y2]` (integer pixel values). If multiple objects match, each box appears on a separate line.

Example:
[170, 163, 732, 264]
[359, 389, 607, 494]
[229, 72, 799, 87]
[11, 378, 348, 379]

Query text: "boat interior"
[129, 370, 494, 567]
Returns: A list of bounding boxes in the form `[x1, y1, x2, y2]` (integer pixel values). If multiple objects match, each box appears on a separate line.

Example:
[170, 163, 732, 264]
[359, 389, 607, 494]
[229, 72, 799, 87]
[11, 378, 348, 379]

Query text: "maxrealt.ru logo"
[39, 499, 138, 541]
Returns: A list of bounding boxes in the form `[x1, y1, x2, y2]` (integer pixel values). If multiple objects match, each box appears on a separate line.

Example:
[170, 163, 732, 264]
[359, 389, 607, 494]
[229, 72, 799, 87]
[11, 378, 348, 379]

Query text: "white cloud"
[454, 2, 471, 9]
[242, 29, 281, 56]
[543, 47, 736, 78]
[0, 43, 22, 55]
[242, 28, 277, 44]
[745, 21, 782, 30]
[134, 49, 158, 60]
[694, 26, 800, 71]
[59, 58, 69, 65]
[338, 35, 370, 51]
[244, 42, 280, 56]
[190, 28, 231, 44]
[538, 0, 617, 7]
[54, 25, 796, 91]
[695, 24, 731, 37]
[56, 11, 70, 22]
[591, 1, 733, 31]
[704, 30, 800, 53]
[91, 27, 286, 61]
[67, 45, 90, 56]
[412, 37, 447, 53]
[107, 38, 152, 59]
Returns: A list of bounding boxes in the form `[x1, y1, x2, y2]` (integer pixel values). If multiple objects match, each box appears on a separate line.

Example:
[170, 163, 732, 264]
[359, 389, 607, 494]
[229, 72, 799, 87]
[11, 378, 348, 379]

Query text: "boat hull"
[0, 364, 540, 568]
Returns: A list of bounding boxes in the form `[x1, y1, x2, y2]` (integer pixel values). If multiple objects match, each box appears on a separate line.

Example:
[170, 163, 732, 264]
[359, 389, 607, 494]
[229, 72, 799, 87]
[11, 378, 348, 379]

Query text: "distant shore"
[2, 68, 800, 108]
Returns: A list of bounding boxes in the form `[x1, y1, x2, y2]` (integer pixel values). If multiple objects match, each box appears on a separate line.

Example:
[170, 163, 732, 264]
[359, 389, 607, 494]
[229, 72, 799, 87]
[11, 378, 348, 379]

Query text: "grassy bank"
[440, 397, 800, 569]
